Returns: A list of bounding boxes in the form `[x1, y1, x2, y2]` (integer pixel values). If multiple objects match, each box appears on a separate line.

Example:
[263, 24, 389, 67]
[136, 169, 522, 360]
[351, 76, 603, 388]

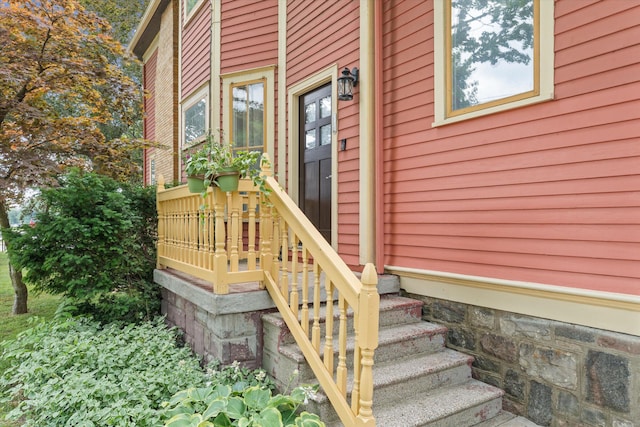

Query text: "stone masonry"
[404, 292, 640, 427]
[156, 269, 278, 368]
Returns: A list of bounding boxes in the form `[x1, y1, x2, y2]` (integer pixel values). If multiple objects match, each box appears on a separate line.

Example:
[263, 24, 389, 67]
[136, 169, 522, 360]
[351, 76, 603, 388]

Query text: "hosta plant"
[161, 383, 325, 427]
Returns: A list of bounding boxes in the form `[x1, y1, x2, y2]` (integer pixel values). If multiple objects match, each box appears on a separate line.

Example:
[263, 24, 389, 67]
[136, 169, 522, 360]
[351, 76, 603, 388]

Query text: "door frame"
[287, 65, 339, 249]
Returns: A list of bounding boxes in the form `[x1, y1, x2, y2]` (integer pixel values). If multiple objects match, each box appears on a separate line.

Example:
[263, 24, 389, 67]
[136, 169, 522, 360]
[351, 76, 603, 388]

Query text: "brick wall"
[404, 292, 640, 427]
[151, 0, 178, 185]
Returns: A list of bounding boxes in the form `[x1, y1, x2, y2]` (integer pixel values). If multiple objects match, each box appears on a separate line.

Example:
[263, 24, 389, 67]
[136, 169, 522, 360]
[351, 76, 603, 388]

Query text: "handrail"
[156, 157, 379, 426]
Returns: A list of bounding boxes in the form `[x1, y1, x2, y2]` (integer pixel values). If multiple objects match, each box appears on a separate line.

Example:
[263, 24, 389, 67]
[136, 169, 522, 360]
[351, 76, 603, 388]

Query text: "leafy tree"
[0, 0, 151, 314]
[5, 170, 159, 323]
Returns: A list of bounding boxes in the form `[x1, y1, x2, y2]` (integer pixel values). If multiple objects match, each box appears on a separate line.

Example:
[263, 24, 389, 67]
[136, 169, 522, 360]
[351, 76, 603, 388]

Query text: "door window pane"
[305, 103, 316, 123]
[319, 96, 331, 118]
[320, 125, 331, 146]
[305, 130, 316, 149]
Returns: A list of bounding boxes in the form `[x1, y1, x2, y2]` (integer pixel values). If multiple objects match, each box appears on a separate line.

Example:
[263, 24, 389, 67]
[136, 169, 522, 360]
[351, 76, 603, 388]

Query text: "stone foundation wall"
[156, 269, 277, 368]
[404, 292, 639, 427]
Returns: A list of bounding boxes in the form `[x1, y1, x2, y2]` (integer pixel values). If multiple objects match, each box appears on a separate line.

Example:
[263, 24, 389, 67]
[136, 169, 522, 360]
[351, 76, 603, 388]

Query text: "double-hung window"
[434, 0, 554, 124]
[222, 66, 275, 162]
[231, 80, 266, 155]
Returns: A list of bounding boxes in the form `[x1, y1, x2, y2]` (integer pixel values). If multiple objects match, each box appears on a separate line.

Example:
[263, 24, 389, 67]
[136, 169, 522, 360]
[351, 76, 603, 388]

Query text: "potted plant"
[207, 132, 268, 193]
[183, 141, 212, 194]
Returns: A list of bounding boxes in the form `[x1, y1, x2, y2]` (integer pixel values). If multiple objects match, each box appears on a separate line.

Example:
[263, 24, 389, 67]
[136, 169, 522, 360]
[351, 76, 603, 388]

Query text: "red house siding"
[220, 0, 278, 75]
[287, 0, 361, 266]
[143, 50, 158, 185]
[182, 3, 211, 98]
[382, 0, 640, 295]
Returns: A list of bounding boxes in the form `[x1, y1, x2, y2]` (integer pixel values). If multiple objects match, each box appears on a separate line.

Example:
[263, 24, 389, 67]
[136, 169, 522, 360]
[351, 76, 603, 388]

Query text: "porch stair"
[262, 293, 539, 427]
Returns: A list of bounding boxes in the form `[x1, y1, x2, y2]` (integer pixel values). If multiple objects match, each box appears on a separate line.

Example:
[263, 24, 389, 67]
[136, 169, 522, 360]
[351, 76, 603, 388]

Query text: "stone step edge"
[303, 348, 474, 406]
[275, 321, 448, 363]
[324, 380, 504, 427]
[261, 294, 424, 330]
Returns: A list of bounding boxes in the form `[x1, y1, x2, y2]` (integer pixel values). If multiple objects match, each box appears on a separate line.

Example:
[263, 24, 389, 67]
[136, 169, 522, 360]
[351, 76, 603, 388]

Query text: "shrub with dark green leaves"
[5, 170, 159, 322]
[0, 317, 206, 426]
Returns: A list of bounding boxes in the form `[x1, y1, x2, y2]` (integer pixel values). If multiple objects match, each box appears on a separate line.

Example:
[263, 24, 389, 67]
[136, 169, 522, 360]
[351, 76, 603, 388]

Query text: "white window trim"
[433, 0, 555, 126]
[183, 0, 205, 26]
[181, 84, 210, 149]
[221, 66, 275, 165]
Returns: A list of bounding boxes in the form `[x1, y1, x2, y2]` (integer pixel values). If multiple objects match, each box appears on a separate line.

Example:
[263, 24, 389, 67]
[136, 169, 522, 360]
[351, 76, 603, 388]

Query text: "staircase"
[262, 292, 538, 427]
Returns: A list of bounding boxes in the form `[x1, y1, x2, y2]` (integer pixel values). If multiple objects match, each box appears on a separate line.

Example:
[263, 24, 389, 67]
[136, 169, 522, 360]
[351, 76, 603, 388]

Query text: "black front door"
[299, 84, 332, 243]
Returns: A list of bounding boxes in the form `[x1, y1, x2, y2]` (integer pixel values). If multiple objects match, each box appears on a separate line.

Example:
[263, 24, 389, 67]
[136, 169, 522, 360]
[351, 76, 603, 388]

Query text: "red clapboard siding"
[382, 0, 640, 295]
[287, 0, 360, 265]
[182, 4, 211, 98]
[220, 0, 278, 74]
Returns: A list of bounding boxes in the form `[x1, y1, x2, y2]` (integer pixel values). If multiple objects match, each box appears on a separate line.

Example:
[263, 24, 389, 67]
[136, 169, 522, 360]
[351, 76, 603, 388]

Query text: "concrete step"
[324, 380, 503, 427]
[304, 349, 476, 422]
[263, 321, 448, 385]
[262, 295, 423, 347]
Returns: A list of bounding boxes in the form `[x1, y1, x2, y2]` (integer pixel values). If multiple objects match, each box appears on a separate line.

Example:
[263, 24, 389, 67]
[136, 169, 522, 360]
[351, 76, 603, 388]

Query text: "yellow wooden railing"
[156, 158, 379, 427]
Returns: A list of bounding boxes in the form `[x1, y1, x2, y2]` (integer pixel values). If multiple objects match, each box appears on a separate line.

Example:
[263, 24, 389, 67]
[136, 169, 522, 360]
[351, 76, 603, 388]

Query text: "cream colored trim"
[386, 265, 640, 336]
[211, 0, 221, 131]
[277, 0, 287, 186]
[433, 0, 555, 126]
[221, 66, 276, 163]
[359, 0, 375, 265]
[183, 0, 206, 26]
[286, 65, 339, 249]
[142, 34, 160, 63]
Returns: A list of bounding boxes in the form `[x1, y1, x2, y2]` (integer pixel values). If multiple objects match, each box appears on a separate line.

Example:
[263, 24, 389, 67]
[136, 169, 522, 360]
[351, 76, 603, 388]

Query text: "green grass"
[0, 252, 61, 343]
[1, 251, 61, 427]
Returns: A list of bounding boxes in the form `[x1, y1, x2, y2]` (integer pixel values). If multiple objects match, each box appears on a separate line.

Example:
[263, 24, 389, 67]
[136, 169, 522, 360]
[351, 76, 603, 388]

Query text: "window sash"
[231, 79, 266, 154]
[445, 0, 540, 118]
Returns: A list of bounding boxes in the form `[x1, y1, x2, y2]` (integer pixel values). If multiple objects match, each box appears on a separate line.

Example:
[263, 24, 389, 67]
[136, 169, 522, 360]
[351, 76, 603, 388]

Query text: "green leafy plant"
[0, 317, 207, 426]
[161, 383, 324, 427]
[3, 170, 159, 323]
[183, 131, 270, 194]
[184, 142, 213, 177]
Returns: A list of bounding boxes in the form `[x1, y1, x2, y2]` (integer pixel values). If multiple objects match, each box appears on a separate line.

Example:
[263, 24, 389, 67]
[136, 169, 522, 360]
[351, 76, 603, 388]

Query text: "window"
[221, 66, 275, 163]
[184, 0, 203, 22]
[182, 86, 209, 146]
[434, 0, 554, 124]
[231, 80, 265, 155]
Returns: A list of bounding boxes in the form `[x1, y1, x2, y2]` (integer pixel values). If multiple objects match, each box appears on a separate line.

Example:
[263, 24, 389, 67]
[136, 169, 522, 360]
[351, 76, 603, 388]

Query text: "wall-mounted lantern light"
[337, 67, 359, 101]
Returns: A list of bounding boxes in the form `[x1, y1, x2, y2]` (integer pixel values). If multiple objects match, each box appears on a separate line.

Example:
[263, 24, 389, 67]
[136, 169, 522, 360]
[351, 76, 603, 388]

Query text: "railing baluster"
[248, 192, 257, 270]
[324, 280, 334, 375]
[189, 195, 198, 266]
[271, 209, 280, 280]
[312, 262, 321, 352]
[230, 191, 240, 272]
[337, 294, 348, 397]
[301, 245, 309, 337]
[351, 310, 361, 414]
[259, 197, 272, 289]
[279, 218, 289, 296]
[213, 187, 228, 294]
[226, 192, 232, 259]
[290, 234, 299, 318]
